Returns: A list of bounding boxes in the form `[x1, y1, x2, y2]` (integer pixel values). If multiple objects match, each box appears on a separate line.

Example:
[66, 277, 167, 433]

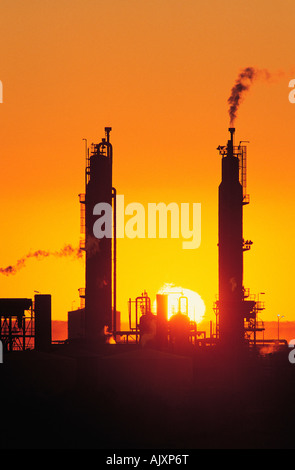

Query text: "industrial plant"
[0, 126, 285, 353]
[0, 125, 294, 450]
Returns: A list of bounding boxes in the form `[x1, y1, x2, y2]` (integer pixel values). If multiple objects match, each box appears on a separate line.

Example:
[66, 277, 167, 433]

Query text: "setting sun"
[154, 283, 206, 323]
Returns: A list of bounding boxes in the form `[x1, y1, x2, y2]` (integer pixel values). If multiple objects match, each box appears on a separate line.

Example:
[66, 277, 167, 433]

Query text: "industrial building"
[0, 126, 293, 451]
[1, 126, 287, 355]
[64, 126, 283, 353]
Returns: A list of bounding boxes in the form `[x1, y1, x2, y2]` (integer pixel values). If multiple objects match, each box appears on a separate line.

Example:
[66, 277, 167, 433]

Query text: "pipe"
[253, 339, 288, 347]
[135, 294, 151, 343]
[228, 127, 235, 144]
[112, 187, 117, 338]
[227, 127, 235, 157]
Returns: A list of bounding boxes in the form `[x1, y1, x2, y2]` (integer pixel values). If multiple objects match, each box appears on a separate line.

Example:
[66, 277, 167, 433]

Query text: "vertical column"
[35, 295, 52, 352]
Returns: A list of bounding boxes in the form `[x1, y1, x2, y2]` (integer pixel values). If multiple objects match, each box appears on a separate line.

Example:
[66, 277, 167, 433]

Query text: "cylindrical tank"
[85, 132, 113, 343]
[34, 294, 52, 351]
[139, 312, 157, 347]
[218, 128, 244, 348]
[156, 294, 168, 348]
[169, 312, 190, 348]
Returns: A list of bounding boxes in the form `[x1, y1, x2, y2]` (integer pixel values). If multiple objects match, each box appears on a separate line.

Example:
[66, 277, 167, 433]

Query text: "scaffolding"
[217, 142, 250, 204]
[79, 193, 86, 251]
[0, 299, 34, 352]
[237, 144, 250, 205]
[213, 291, 265, 345]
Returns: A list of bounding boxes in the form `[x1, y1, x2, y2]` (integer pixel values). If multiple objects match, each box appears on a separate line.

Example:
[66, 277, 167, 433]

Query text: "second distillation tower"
[216, 128, 257, 349]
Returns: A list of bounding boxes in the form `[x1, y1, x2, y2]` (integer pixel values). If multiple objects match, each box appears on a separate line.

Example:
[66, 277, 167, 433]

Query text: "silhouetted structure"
[216, 128, 261, 350]
[80, 128, 116, 344]
[0, 295, 52, 352]
[0, 298, 33, 351]
[217, 128, 244, 348]
[156, 294, 168, 348]
[34, 294, 52, 352]
[0, 125, 293, 452]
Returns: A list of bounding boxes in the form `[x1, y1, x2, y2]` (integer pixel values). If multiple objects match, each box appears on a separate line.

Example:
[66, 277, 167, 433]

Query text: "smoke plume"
[228, 67, 271, 126]
[0, 244, 83, 276]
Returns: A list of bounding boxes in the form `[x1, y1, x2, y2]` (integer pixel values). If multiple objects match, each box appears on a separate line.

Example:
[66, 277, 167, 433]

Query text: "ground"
[1, 343, 295, 449]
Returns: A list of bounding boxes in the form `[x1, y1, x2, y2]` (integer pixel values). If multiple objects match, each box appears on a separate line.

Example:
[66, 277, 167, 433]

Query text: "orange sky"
[0, 0, 295, 329]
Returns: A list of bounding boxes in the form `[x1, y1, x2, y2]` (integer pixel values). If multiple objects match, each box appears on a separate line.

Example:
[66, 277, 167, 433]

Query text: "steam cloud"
[228, 67, 271, 126]
[0, 244, 83, 276]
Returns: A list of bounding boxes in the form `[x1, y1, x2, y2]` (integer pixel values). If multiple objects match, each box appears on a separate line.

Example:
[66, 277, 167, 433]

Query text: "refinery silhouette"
[1, 70, 295, 450]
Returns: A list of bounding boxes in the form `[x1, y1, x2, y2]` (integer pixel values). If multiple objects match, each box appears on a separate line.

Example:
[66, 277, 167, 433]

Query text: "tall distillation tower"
[216, 128, 257, 350]
[80, 128, 116, 344]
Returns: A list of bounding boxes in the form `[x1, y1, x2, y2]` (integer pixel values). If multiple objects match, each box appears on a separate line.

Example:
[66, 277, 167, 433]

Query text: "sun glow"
[154, 283, 206, 323]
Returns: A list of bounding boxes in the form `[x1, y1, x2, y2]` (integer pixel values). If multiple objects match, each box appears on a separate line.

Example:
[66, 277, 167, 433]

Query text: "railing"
[79, 288, 85, 298]
[79, 193, 86, 251]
